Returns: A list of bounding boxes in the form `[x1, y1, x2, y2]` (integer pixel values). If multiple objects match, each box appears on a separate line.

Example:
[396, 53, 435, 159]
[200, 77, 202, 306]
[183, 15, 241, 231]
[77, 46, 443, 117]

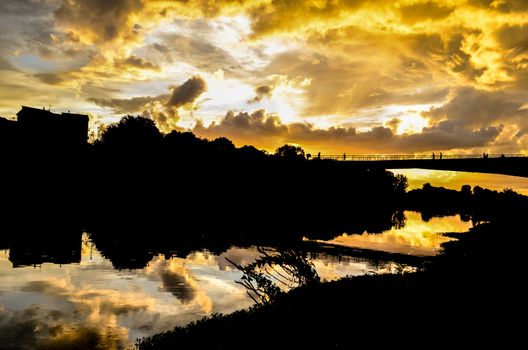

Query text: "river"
[0, 209, 472, 348]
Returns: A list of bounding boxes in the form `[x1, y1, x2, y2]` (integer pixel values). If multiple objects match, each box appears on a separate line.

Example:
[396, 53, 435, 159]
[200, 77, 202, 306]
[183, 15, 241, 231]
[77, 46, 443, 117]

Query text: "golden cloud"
[1, 0, 527, 153]
[193, 109, 504, 154]
[54, 0, 144, 44]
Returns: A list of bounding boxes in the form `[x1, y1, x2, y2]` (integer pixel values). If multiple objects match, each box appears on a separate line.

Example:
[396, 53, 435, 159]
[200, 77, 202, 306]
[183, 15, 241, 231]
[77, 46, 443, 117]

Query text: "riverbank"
[137, 218, 525, 349]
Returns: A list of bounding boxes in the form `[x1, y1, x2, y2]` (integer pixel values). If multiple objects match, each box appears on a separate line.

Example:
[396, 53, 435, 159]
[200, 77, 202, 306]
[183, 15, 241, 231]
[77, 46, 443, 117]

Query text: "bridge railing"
[314, 154, 525, 161]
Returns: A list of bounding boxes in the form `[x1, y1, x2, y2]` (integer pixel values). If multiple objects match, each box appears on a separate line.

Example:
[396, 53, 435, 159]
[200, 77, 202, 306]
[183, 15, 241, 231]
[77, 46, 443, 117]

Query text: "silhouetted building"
[15, 106, 89, 152]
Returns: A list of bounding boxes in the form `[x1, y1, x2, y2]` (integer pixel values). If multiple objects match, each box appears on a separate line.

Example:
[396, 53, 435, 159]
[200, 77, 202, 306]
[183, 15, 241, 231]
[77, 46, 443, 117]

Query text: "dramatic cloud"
[54, 0, 144, 44]
[152, 33, 244, 76]
[386, 117, 402, 133]
[194, 110, 288, 148]
[399, 1, 455, 24]
[115, 55, 160, 71]
[167, 76, 207, 108]
[423, 88, 528, 129]
[89, 76, 207, 132]
[194, 109, 503, 153]
[0, 0, 527, 153]
[88, 95, 166, 114]
[248, 85, 275, 103]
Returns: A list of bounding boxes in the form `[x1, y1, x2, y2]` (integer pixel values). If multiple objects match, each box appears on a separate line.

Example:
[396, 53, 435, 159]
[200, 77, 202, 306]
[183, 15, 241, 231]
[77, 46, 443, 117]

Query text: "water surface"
[0, 211, 471, 348]
[321, 211, 472, 256]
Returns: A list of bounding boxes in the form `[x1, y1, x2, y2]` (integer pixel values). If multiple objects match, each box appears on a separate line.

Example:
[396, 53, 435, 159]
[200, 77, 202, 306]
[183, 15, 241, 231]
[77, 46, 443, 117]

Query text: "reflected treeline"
[405, 182, 528, 223]
[0, 220, 84, 268]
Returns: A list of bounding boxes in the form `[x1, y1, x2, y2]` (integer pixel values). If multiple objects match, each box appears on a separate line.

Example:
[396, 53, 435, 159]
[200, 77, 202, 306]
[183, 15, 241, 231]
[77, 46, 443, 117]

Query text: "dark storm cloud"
[89, 77, 207, 114]
[167, 76, 207, 108]
[89, 76, 207, 132]
[424, 88, 528, 129]
[495, 24, 528, 52]
[115, 55, 160, 71]
[54, 0, 144, 43]
[88, 95, 168, 114]
[248, 85, 275, 103]
[396, 120, 503, 151]
[194, 110, 288, 139]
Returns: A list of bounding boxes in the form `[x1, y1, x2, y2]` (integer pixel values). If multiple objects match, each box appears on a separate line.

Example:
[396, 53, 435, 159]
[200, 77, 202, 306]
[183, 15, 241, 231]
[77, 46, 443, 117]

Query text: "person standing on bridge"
[440, 152, 443, 160]
[432, 152, 435, 160]
[318, 152, 321, 159]
[343, 153, 346, 160]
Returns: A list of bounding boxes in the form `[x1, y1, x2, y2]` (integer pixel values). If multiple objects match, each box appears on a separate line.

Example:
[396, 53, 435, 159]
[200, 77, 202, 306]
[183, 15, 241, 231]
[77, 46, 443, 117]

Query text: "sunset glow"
[1, 0, 527, 154]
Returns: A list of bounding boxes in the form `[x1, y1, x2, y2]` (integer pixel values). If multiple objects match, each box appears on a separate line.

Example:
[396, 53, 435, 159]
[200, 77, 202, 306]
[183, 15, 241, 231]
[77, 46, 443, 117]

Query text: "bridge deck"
[316, 153, 524, 161]
[312, 155, 528, 178]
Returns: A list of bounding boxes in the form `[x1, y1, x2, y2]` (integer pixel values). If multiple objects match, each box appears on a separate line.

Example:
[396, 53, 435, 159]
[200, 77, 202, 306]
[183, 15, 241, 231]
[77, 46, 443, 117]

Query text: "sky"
[0, 0, 527, 154]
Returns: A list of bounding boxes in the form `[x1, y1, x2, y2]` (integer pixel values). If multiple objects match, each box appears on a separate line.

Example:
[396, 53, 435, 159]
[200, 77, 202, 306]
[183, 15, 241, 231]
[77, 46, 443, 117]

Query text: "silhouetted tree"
[164, 130, 208, 159]
[211, 137, 235, 151]
[210, 137, 235, 159]
[97, 115, 163, 156]
[237, 145, 268, 161]
[275, 144, 305, 160]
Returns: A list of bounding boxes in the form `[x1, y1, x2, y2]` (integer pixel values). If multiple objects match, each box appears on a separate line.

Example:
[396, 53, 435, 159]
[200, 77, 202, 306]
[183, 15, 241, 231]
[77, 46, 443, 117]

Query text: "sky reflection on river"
[322, 211, 473, 256]
[0, 211, 471, 348]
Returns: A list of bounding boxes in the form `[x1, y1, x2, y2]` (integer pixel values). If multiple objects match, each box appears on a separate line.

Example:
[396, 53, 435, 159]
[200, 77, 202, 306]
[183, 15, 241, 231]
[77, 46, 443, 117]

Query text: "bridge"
[313, 153, 528, 178]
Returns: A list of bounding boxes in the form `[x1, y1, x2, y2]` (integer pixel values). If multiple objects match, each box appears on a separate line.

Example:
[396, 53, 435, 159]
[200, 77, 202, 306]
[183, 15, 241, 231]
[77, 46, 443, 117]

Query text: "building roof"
[17, 106, 88, 120]
[17, 106, 54, 117]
